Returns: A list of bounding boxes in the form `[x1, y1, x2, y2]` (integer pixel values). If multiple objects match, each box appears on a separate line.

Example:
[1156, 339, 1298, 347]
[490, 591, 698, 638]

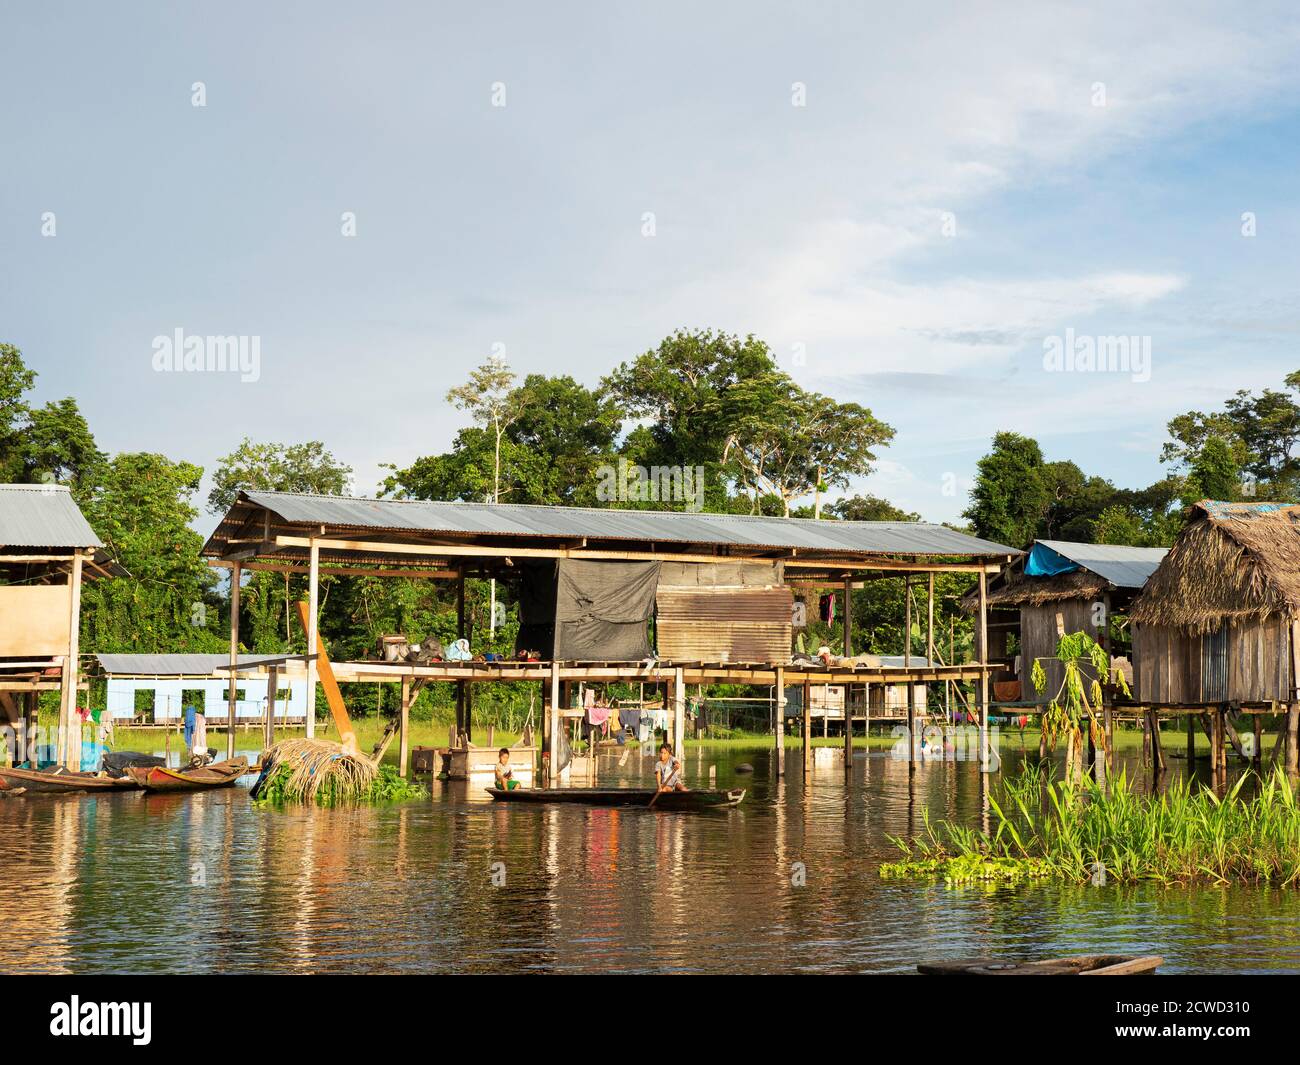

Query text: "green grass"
[882, 764, 1300, 886]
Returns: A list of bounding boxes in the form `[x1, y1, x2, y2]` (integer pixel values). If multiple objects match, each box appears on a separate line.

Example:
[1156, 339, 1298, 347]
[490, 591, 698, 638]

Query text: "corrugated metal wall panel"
[656, 586, 792, 663]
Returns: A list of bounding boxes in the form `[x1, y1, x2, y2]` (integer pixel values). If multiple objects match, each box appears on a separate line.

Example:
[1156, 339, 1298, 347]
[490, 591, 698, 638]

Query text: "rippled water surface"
[2, 742, 1298, 974]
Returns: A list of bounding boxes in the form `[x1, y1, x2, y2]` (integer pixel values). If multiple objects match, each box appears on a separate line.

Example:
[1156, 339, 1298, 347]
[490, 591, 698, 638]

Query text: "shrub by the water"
[253, 739, 427, 806]
[882, 765, 1300, 886]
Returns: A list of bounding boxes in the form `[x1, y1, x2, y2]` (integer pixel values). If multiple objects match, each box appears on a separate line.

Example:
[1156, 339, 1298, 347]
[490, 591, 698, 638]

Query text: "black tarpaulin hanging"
[552, 559, 660, 661]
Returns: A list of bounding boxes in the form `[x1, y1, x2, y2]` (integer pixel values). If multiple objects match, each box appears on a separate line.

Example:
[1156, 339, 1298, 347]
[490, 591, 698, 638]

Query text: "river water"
[2, 741, 1298, 974]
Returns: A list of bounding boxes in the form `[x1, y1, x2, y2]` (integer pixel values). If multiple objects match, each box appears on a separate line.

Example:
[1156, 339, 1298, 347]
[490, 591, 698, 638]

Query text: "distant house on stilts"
[967, 539, 1167, 706]
[1129, 500, 1300, 770]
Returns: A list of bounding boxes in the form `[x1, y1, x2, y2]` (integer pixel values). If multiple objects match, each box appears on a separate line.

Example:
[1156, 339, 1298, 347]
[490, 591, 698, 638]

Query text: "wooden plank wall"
[0, 585, 72, 656]
[1019, 600, 1104, 704]
[1134, 617, 1292, 703]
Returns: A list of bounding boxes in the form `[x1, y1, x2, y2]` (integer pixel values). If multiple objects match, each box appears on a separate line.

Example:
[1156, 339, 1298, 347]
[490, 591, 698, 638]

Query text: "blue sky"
[3, 1, 1299, 532]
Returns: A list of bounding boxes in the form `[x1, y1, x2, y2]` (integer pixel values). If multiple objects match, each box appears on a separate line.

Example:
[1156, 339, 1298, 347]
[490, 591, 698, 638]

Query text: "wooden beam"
[977, 568, 989, 773]
[264, 663, 278, 753]
[209, 560, 459, 580]
[270, 534, 1005, 573]
[674, 666, 685, 760]
[549, 660, 561, 783]
[57, 552, 83, 768]
[843, 576, 853, 656]
[774, 666, 785, 777]
[306, 540, 319, 740]
[227, 561, 241, 761]
[399, 677, 411, 777]
[905, 572, 915, 772]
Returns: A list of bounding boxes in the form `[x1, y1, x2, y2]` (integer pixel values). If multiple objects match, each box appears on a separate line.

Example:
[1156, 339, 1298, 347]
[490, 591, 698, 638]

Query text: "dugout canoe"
[918, 954, 1163, 976]
[485, 786, 745, 810]
[0, 765, 139, 794]
[126, 756, 249, 793]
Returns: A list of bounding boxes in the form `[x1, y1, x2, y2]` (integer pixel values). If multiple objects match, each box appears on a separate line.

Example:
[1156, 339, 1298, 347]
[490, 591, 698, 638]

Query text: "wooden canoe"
[0, 765, 140, 794]
[485, 786, 745, 810]
[919, 954, 1164, 976]
[126, 756, 249, 793]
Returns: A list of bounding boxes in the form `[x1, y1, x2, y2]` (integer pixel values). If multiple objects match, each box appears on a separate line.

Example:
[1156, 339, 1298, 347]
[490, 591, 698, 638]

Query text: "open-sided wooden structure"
[1130, 500, 1300, 773]
[203, 491, 1019, 780]
[0, 485, 115, 769]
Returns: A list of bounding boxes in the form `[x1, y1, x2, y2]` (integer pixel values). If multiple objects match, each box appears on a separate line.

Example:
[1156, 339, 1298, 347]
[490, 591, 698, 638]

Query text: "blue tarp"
[1024, 542, 1081, 577]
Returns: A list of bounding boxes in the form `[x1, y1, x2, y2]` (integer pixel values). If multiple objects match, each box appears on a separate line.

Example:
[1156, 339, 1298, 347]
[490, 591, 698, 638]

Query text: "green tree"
[0, 343, 36, 480]
[822, 494, 920, 522]
[207, 438, 354, 652]
[207, 438, 352, 513]
[1038, 461, 1118, 541]
[1162, 372, 1300, 499]
[964, 432, 1050, 548]
[1183, 436, 1241, 504]
[446, 355, 529, 505]
[0, 344, 104, 494]
[80, 453, 222, 652]
[720, 374, 893, 516]
[20, 398, 105, 497]
[506, 375, 621, 504]
[603, 328, 775, 509]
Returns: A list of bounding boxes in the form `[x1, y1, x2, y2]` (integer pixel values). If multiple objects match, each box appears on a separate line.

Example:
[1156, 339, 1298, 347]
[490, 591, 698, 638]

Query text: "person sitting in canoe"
[654, 744, 687, 792]
[495, 748, 520, 790]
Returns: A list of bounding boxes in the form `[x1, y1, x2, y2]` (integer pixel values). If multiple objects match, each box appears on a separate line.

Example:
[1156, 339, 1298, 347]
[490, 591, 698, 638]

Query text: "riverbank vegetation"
[252, 739, 426, 805]
[882, 765, 1300, 886]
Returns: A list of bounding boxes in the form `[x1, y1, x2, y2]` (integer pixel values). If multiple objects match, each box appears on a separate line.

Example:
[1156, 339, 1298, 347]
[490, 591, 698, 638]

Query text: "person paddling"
[654, 743, 687, 792]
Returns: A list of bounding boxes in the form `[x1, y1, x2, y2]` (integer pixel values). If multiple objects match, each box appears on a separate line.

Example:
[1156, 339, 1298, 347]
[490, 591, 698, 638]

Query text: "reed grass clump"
[253, 739, 426, 806]
[883, 765, 1300, 886]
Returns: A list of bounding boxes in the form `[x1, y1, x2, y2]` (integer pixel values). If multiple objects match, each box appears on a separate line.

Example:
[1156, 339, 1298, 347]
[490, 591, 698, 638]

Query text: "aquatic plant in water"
[1032, 630, 1129, 782]
[882, 765, 1300, 886]
[253, 739, 427, 806]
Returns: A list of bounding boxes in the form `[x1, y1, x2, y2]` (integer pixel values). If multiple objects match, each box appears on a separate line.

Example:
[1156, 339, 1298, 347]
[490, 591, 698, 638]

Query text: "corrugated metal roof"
[230, 491, 1019, 558]
[0, 484, 101, 549]
[96, 653, 287, 677]
[1035, 540, 1168, 589]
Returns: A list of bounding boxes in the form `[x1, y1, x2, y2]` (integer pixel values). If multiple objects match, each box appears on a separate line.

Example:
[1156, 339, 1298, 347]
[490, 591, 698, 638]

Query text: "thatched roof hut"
[964, 539, 1167, 703]
[1131, 501, 1300, 705]
[1130, 501, 1300, 634]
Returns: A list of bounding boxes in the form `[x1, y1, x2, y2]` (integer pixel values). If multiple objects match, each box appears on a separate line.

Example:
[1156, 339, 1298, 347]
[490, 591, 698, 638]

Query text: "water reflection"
[0, 742, 1297, 973]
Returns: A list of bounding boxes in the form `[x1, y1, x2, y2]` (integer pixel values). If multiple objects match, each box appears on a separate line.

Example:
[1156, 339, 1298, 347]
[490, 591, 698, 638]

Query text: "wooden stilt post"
[57, 551, 84, 769]
[1253, 712, 1263, 766]
[1289, 623, 1300, 773]
[1103, 705, 1113, 775]
[399, 676, 411, 777]
[227, 560, 241, 761]
[843, 681, 853, 772]
[673, 666, 685, 762]
[863, 681, 870, 756]
[977, 569, 990, 773]
[843, 576, 853, 656]
[263, 663, 278, 754]
[802, 676, 812, 773]
[1150, 709, 1165, 773]
[1186, 712, 1195, 769]
[1213, 708, 1225, 783]
[774, 667, 785, 777]
[305, 540, 319, 740]
[548, 660, 561, 784]
[904, 573, 915, 772]
[1284, 703, 1298, 773]
[24, 690, 38, 766]
[456, 574, 466, 746]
